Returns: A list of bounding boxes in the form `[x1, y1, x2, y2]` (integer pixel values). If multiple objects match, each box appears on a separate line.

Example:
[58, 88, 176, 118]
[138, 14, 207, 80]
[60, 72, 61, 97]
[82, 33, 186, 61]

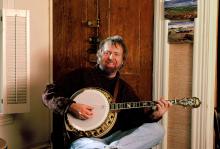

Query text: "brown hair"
[96, 35, 128, 64]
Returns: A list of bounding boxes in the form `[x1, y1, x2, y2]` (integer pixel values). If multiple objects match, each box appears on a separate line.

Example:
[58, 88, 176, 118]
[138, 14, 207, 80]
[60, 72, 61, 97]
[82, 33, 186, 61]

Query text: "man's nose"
[109, 53, 113, 60]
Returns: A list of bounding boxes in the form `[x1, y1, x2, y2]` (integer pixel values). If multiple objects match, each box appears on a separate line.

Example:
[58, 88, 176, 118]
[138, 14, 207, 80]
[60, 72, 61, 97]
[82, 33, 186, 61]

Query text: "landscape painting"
[164, 0, 197, 20]
[168, 21, 194, 44]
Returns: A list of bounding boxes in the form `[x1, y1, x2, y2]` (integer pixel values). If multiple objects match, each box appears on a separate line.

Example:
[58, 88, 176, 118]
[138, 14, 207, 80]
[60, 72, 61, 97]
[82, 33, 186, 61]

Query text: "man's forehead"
[103, 41, 122, 51]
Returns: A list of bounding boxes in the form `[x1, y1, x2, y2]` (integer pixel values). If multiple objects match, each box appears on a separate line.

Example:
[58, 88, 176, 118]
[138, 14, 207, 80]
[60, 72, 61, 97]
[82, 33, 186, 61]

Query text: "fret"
[119, 103, 123, 109]
[117, 103, 120, 109]
[122, 104, 125, 109]
[115, 103, 118, 110]
[134, 102, 137, 107]
[132, 103, 135, 108]
[127, 103, 131, 108]
[144, 102, 147, 107]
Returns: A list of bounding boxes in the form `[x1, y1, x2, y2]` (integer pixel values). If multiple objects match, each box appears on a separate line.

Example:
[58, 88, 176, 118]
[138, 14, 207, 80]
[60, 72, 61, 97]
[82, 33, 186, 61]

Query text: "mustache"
[106, 59, 114, 63]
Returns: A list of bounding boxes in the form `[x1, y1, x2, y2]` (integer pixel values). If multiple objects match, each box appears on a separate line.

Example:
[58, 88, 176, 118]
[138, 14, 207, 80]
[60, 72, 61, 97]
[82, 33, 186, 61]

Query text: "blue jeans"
[70, 122, 165, 149]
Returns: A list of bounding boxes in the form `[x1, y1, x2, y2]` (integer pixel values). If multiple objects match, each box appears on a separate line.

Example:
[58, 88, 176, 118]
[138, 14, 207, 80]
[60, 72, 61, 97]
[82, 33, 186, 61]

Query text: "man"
[42, 35, 172, 149]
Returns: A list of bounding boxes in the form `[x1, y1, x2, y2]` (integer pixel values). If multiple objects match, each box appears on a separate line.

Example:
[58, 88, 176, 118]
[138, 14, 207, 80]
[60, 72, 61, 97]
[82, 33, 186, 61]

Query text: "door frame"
[48, 0, 218, 148]
[153, 0, 218, 149]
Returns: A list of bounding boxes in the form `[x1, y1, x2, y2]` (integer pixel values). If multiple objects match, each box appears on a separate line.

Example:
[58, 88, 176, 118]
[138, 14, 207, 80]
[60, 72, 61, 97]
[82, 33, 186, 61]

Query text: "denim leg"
[69, 122, 164, 149]
[103, 128, 136, 144]
[108, 122, 165, 149]
[69, 137, 107, 149]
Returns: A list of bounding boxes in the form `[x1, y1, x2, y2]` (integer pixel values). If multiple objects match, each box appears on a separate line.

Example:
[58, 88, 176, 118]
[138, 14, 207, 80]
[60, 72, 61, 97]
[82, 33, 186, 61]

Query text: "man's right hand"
[69, 103, 94, 120]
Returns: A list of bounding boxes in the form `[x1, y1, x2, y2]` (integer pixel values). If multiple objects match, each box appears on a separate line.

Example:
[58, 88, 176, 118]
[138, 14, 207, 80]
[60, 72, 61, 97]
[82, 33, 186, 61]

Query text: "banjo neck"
[110, 97, 201, 110]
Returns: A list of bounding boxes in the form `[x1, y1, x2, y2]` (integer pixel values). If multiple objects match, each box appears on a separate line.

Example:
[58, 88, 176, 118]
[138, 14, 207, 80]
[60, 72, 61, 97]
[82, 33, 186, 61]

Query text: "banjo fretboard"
[110, 97, 201, 110]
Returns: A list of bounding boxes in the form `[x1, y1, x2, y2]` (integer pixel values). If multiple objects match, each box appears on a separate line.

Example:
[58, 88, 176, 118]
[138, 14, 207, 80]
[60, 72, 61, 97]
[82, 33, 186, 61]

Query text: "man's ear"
[120, 61, 124, 69]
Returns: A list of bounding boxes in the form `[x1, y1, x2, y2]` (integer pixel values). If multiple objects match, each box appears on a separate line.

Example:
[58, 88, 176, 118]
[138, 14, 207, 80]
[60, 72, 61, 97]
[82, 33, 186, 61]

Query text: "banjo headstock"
[170, 97, 201, 108]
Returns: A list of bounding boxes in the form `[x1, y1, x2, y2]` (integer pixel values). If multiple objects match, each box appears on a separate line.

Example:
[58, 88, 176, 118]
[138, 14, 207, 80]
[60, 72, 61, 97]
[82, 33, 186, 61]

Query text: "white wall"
[0, 0, 51, 148]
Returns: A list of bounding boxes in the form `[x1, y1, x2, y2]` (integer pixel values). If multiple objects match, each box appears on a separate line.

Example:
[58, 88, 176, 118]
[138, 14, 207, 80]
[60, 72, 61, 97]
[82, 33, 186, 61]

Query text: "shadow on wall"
[15, 114, 36, 146]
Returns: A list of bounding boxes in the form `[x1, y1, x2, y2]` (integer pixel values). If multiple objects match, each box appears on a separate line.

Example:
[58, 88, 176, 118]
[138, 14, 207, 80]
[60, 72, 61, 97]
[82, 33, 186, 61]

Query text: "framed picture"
[164, 0, 197, 20]
[168, 21, 194, 44]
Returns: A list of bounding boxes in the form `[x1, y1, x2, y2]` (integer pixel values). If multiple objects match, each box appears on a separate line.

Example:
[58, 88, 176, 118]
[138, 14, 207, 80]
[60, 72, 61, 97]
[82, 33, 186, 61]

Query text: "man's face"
[99, 42, 124, 74]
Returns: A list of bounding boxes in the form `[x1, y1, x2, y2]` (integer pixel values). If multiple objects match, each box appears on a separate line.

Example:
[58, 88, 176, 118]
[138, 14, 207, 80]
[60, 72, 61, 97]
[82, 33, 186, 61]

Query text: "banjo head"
[66, 88, 111, 131]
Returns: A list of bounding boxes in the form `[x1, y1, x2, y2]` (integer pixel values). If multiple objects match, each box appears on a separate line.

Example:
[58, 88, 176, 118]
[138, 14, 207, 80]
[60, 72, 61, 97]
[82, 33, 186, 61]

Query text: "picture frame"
[168, 21, 194, 44]
[164, 0, 197, 20]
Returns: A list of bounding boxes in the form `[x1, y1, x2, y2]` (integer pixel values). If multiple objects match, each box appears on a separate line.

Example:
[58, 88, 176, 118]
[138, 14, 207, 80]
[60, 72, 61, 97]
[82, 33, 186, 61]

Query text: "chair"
[0, 138, 7, 149]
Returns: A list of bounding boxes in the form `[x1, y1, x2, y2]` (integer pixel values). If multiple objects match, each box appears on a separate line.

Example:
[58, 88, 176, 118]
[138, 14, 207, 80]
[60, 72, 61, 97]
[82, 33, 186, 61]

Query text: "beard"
[103, 66, 118, 74]
[99, 62, 122, 76]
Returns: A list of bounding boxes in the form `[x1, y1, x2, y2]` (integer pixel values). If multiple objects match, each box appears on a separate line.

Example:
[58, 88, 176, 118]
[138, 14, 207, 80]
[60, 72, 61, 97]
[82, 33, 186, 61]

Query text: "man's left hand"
[152, 98, 172, 119]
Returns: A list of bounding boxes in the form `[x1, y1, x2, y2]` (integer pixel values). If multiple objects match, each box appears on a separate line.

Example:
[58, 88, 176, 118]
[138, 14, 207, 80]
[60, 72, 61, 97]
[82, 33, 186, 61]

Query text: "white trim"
[2, 0, 14, 8]
[153, 1, 169, 149]
[153, 1, 218, 149]
[49, 0, 53, 143]
[0, 114, 13, 125]
[49, 0, 53, 84]
[161, 20, 170, 149]
[191, 0, 218, 148]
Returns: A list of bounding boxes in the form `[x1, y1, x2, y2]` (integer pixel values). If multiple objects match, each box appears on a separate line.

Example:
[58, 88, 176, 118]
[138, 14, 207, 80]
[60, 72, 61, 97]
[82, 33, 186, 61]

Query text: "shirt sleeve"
[42, 69, 83, 115]
[42, 83, 74, 115]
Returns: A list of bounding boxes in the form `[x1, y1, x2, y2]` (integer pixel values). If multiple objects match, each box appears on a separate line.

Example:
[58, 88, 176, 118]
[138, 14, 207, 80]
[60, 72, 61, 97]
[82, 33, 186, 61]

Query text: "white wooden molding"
[0, 114, 13, 125]
[49, 0, 53, 138]
[191, 0, 218, 148]
[153, 1, 218, 149]
[0, 0, 17, 125]
[153, 1, 169, 149]
[49, 0, 53, 84]
[2, 0, 14, 8]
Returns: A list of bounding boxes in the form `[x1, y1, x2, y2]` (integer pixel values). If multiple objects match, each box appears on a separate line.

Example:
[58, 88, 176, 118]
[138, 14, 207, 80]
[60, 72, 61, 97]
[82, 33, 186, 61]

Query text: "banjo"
[65, 88, 201, 138]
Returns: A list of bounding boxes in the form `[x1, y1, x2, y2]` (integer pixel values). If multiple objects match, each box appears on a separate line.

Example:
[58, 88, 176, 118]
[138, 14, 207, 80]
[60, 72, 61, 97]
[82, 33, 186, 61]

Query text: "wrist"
[68, 101, 76, 112]
[152, 111, 162, 120]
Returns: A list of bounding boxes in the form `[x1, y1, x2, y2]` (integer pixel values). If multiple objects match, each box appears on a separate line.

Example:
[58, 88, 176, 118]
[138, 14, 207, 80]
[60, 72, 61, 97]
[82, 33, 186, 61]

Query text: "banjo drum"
[65, 88, 117, 138]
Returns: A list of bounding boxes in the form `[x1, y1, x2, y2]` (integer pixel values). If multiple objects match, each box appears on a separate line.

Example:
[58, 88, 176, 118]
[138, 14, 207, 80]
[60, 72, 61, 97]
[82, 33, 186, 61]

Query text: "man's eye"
[104, 51, 110, 55]
[114, 53, 121, 57]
